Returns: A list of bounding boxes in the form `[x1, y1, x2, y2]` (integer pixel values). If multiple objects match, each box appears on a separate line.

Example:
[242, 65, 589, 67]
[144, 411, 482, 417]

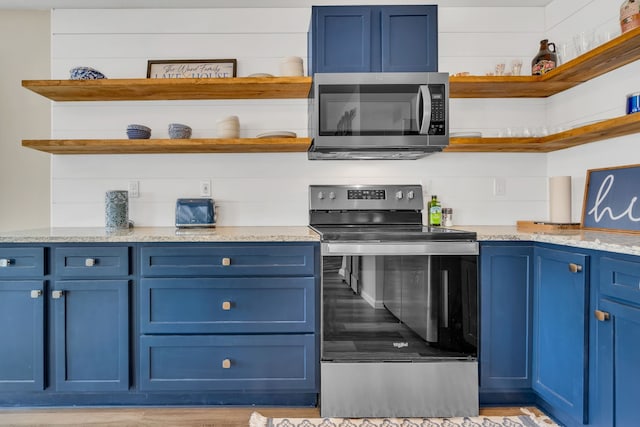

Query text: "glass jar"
[442, 208, 453, 227]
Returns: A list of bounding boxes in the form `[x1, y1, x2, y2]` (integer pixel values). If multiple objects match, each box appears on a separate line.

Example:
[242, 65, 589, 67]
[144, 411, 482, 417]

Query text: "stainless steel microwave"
[308, 72, 449, 160]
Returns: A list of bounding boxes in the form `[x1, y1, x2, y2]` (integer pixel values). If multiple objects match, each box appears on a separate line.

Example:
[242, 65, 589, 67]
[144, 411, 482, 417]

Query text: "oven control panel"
[309, 185, 424, 211]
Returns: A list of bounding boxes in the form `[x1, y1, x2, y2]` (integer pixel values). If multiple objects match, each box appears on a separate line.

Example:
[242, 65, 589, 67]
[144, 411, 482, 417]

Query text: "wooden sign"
[147, 59, 237, 79]
[581, 164, 640, 233]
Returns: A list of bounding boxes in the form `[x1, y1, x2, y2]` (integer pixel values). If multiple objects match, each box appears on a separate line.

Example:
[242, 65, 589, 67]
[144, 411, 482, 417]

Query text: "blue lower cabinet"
[533, 246, 589, 425]
[595, 298, 640, 427]
[52, 280, 130, 391]
[479, 243, 533, 400]
[140, 277, 315, 334]
[0, 280, 45, 391]
[139, 334, 317, 392]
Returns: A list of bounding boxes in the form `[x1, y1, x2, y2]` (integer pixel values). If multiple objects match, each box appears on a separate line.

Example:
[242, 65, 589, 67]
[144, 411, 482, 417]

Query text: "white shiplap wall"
[545, 0, 640, 221]
[51, 7, 554, 227]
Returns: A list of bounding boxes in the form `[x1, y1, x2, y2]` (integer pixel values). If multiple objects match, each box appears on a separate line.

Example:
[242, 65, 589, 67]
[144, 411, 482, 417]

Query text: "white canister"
[216, 116, 240, 138]
[279, 56, 304, 76]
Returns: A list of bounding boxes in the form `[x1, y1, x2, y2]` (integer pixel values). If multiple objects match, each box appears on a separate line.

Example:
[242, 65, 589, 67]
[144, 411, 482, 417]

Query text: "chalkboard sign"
[582, 164, 640, 233]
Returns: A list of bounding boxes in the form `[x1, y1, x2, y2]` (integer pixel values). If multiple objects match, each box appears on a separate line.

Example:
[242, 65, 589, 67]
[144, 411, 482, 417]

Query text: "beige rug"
[249, 409, 559, 427]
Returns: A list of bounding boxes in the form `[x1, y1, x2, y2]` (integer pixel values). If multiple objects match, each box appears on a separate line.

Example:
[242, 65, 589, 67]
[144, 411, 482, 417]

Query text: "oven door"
[320, 241, 478, 363]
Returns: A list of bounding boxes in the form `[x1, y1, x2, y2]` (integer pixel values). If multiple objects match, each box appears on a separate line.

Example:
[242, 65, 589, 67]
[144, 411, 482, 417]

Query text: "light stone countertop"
[456, 225, 640, 257]
[0, 225, 638, 257]
[0, 226, 321, 243]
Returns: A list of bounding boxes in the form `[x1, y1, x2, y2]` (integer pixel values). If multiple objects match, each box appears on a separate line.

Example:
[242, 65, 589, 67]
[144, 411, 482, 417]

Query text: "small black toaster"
[175, 198, 215, 228]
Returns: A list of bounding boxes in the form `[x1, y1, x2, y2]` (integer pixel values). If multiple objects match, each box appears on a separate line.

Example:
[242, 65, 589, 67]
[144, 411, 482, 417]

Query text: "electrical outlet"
[493, 177, 506, 197]
[128, 180, 139, 198]
[200, 180, 211, 197]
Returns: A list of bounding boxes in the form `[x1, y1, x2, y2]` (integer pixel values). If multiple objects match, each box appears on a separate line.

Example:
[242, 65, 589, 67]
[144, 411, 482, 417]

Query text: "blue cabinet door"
[310, 6, 438, 74]
[0, 280, 44, 391]
[311, 6, 373, 73]
[52, 280, 129, 391]
[597, 298, 640, 427]
[381, 6, 438, 72]
[533, 246, 589, 424]
[479, 244, 533, 394]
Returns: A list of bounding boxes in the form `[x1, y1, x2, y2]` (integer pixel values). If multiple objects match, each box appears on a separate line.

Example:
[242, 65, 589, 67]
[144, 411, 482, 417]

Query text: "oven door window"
[318, 84, 420, 136]
[322, 255, 477, 362]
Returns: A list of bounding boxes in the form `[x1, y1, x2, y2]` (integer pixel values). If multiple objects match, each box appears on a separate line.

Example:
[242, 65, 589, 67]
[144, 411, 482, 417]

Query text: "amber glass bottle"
[531, 39, 558, 75]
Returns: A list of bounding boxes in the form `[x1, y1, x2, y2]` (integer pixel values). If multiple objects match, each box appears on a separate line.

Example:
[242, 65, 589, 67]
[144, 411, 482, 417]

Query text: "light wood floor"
[0, 406, 548, 427]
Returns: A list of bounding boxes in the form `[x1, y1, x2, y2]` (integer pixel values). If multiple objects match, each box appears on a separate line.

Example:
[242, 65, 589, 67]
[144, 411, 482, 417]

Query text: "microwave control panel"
[428, 84, 446, 135]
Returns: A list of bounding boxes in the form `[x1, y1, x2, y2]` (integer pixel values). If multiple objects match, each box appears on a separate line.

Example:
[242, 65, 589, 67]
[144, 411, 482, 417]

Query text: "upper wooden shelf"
[21, 76, 312, 101]
[446, 113, 640, 152]
[450, 26, 640, 98]
[21, 137, 311, 155]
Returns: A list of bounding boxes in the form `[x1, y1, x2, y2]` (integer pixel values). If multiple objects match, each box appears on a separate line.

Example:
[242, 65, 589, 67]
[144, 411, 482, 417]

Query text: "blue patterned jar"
[105, 190, 129, 229]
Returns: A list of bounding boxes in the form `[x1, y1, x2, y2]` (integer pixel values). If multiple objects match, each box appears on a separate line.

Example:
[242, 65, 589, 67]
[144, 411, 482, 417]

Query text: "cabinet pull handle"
[0, 258, 12, 267]
[594, 310, 610, 322]
[221, 257, 231, 266]
[222, 301, 232, 310]
[568, 263, 582, 273]
[30, 290, 42, 299]
[222, 359, 231, 369]
[85, 258, 96, 267]
[52, 290, 64, 299]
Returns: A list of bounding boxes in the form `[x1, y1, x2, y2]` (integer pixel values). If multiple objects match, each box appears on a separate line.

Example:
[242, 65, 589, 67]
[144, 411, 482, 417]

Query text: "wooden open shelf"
[446, 114, 640, 152]
[20, 28, 640, 154]
[21, 76, 312, 101]
[21, 137, 312, 155]
[450, 26, 640, 98]
[24, 113, 640, 154]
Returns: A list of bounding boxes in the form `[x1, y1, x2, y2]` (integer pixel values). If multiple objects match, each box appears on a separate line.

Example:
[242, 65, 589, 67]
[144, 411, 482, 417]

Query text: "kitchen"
[0, 1, 638, 426]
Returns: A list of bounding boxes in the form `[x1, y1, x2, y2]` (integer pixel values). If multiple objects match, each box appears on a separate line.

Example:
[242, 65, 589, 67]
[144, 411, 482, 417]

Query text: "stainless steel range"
[309, 184, 479, 418]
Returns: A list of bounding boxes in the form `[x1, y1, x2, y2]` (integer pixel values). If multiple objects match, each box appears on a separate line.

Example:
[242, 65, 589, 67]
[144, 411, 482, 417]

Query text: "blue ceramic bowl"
[69, 66, 106, 80]
[127, 124, 151, 132]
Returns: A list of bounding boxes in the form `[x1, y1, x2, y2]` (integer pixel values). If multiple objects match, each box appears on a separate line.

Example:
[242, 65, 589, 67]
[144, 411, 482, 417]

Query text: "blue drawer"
[600, 255, 640, 305]
[140, 277, 316, 334]
[54, 246, 129, 278]
[0, 248, 44, 278]
[139, 334, 317, 392]
[140, 244, 316, 277]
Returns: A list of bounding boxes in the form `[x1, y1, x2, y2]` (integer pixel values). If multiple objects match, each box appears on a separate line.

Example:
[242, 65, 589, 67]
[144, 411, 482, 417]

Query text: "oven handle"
[321, 241, 478, 256]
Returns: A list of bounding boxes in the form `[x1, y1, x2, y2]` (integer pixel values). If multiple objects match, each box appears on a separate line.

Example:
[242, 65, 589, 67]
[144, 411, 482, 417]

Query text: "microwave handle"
[416, 85, 431, 134]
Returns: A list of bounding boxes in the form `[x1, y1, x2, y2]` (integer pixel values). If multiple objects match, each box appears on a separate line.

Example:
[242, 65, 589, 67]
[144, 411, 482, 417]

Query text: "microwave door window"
[318, 84, 419, 136]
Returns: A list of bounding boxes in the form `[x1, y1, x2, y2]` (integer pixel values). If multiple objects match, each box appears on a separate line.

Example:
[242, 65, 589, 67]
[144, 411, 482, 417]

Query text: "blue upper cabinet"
[479, 243, 533, 400]
[309, 5, 438, 74]
[380, 6, 438, 72]
[533, 246, 589, 425]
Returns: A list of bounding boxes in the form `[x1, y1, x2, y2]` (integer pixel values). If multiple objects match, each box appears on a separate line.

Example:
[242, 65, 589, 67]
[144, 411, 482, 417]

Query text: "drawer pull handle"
[30, 290, 42, 299]
[0, 258, 11, 267]
[595, 310, 610, 322]
[85, 258, 96, 267]
[568, 263, 582, 273]
[222, 257, 231, 266]
[222, 301, 232, 311]
[222, 359, 231, 369]
[52, 290, 64, 299]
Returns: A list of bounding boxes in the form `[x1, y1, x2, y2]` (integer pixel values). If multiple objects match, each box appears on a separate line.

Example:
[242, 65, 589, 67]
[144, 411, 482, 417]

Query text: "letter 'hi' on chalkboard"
[582, 164, 640, 233]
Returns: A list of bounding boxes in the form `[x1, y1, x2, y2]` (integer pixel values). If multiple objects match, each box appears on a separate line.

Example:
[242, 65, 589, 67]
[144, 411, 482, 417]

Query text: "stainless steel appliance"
[308, 73, 449, 160]
[175, 198, 216, 228]
[309, 184, 478, 418]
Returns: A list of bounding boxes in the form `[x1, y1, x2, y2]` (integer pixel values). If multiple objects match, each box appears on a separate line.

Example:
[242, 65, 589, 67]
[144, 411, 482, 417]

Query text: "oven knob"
[407, 190, 415, 200]
[317, 191, 325, 199]
[329, 191, 336, 200]
[395, 190, 404, 200]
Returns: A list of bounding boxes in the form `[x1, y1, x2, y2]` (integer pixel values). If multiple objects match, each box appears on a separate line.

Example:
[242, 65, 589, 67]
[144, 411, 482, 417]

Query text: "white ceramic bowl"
[217, 128, 240, 138]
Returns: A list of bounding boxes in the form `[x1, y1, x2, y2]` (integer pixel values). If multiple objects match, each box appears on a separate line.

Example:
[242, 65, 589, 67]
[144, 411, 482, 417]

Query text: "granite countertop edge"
[0, 225, 638, 257]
